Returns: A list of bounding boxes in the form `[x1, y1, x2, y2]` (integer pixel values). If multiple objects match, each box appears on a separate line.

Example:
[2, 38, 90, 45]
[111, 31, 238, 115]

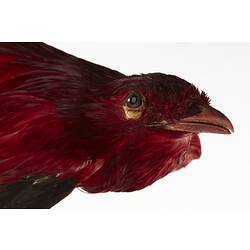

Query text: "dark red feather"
[0, 43, 233, 208]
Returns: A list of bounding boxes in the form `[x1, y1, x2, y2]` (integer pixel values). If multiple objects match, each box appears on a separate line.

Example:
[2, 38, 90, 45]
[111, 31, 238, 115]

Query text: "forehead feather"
[105, 73, 210, 105]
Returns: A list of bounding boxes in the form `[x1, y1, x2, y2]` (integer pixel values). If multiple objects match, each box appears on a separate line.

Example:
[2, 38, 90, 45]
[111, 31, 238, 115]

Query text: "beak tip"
[228, 124, 234, 134]
[223, 118, 234, 134]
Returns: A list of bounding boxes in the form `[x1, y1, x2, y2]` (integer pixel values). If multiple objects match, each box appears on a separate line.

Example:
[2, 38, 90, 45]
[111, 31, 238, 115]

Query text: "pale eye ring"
[126, 92, 143, 108]
[123, 92, 145, 120]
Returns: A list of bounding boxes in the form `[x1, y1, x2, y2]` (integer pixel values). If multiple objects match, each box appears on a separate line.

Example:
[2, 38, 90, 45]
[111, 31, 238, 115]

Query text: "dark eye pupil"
[130, 96, 138, 104]
[127, 93, 142, 108]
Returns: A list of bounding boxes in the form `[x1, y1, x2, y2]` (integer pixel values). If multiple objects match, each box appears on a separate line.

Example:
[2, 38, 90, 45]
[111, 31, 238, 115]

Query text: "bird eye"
[126, 92, 143, 108]
[123, 92, 145, 120]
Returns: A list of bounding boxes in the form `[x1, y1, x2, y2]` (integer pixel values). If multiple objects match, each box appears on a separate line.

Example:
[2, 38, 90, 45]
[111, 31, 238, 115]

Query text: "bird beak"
[163, 105, 234, 134]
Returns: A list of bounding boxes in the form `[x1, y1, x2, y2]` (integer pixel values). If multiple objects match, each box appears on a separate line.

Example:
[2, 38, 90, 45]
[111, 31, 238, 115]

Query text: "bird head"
[0, 43, 234, 208]
[79, 73, 234, 193]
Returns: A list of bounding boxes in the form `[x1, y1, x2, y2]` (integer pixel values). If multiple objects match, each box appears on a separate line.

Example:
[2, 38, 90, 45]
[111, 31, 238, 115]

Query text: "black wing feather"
[0, 176, 76, 209]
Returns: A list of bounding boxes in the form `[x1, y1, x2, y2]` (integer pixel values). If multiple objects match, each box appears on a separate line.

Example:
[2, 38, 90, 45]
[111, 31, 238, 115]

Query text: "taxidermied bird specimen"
[0, 43, 234, 208]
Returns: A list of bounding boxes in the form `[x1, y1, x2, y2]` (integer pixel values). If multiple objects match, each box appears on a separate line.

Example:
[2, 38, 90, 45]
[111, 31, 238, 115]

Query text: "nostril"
[185, 104, 202, 118]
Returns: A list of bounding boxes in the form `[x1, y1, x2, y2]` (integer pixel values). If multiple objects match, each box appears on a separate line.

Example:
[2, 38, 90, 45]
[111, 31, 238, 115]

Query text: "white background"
[1, 1, 250, 250]
[49, 43, 250, 210]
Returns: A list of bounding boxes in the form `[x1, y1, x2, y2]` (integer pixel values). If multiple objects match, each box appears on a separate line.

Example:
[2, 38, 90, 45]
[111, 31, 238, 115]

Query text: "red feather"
[0, 43, 233, 208]
[0, 43, 123, 184]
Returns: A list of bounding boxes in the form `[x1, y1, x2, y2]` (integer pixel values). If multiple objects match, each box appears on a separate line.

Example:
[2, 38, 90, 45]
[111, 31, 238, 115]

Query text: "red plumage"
[0, 43, 233, 208]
